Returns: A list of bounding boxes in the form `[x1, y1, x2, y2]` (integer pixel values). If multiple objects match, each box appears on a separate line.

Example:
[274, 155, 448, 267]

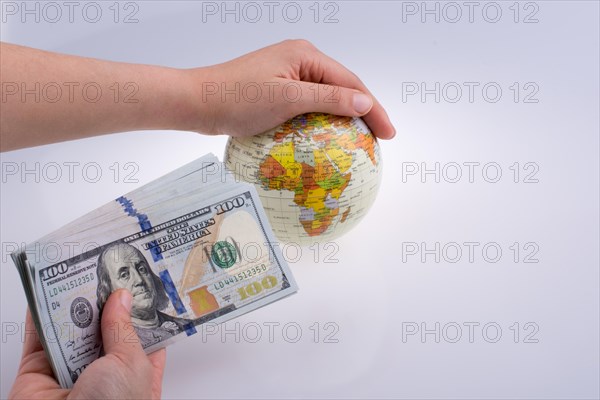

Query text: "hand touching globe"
[224, 113, 382, 246]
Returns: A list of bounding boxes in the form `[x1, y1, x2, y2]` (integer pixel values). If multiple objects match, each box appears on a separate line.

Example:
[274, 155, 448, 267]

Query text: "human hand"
[1, 40, 394, 151]
[9, 289, 166, 400]
[182, 39, 396, 139]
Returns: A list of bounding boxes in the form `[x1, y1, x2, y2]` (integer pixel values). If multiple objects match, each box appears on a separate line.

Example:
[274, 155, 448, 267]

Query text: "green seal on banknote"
[70, 297, 93, 329]
[211, 241, 237, 269]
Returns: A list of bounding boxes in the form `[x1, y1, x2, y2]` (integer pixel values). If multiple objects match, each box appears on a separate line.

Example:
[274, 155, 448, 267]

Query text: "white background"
[1, 1, 599, 398]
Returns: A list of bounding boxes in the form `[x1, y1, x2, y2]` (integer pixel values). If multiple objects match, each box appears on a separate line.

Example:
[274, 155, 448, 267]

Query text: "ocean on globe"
[224, 113, 382, 246]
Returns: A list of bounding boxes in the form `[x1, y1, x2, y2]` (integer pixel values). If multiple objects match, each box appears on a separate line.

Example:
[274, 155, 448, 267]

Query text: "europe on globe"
[224, 113, 382, 246]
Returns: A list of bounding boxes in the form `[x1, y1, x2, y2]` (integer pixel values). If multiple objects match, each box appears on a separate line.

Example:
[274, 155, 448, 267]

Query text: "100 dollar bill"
[28, 186, 296, 388]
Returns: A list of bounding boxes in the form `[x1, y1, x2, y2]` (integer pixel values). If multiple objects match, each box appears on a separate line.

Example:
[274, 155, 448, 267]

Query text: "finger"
[299, 45, 396, 139]
[148, 348, 166, 373]
[286, 80, 374, 119]
[148, 348, 167, 399]
[17, 307, 57, 378]
[282, 80, 394, 141]
[22, 307, 44, 357]
[100, 289, 144, 358]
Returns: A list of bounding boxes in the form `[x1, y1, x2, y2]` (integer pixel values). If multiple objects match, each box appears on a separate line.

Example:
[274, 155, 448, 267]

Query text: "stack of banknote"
[11, 153, 297, 388]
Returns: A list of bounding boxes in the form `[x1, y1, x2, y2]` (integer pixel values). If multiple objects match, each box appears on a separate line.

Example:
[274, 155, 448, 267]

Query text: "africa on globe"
[224, 113, 382, 246]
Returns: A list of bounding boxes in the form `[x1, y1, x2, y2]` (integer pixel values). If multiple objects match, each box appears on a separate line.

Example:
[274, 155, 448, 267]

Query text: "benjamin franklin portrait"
[96, 242, 189, 349]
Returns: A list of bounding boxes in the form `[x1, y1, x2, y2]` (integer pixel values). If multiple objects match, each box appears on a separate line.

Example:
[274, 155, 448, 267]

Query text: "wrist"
[166, 67, 217, 134]
[134, 66, 201, 133]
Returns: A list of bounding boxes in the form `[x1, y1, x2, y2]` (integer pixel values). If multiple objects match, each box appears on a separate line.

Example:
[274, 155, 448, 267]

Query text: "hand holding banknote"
[10, 290, 166, 400]
[11, 155, 298, 388]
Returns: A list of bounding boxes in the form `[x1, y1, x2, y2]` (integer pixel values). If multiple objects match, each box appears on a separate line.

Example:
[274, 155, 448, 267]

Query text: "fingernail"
[353, 93, 373, 115]
[119, 290, 132, 312]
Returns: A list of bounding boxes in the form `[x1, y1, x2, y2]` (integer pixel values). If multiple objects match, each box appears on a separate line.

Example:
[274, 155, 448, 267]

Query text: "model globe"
[224, 113, 382, 246]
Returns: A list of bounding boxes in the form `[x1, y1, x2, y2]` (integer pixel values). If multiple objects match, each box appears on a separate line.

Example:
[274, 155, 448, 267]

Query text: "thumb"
[100, 289, 144, 357]
[289, 81, 374, 118]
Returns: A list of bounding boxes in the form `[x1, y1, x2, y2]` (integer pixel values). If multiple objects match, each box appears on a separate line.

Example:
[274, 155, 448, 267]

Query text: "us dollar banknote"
[12, 155, 297, 388]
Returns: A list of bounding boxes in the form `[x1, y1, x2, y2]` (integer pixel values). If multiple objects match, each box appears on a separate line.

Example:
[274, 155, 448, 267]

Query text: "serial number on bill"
[48, 273, 95, 297]
[212, 264, 268, 291]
